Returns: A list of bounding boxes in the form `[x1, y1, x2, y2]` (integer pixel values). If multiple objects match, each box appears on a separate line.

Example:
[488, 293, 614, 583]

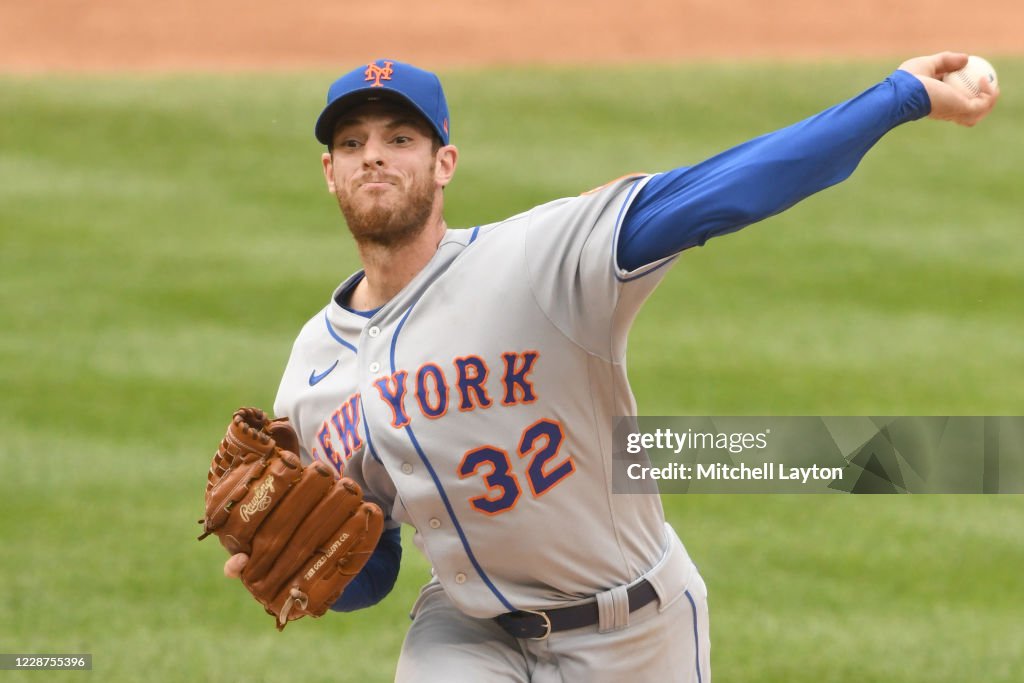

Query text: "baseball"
[942, 55, 998, 97]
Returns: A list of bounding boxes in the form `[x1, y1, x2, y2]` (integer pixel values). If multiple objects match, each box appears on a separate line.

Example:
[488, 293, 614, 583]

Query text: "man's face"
[322, 101, 449, 248]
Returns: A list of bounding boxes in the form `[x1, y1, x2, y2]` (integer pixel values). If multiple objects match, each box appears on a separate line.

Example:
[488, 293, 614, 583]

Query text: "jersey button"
[428, 518, 441, 529]
[454, 573, 467, 585]
[368, 326, 381, 338]
[401, 462, 414, 475]
[369, 361, 381, 373]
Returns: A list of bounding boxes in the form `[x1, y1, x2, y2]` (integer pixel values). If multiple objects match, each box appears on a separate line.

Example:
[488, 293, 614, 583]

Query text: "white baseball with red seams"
[942, 55, 998, 97]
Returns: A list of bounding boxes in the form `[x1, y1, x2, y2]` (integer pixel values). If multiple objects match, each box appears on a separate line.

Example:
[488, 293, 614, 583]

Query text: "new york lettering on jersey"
[311, 350, 540, 472]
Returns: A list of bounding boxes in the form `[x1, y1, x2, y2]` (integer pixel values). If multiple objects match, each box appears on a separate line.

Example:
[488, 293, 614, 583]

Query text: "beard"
[336, 166, 437, 249]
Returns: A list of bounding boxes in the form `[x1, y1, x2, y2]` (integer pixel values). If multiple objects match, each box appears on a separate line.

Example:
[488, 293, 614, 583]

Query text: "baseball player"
[223, 54, 997, 681]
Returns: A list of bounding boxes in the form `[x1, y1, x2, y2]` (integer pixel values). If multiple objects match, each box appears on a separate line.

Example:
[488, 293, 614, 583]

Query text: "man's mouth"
[358, 175, 396, 190]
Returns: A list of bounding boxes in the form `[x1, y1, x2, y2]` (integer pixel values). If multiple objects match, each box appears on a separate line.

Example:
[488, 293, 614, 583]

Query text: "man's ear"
[322, 151, 337, 193]
[435, 145, 458, 188]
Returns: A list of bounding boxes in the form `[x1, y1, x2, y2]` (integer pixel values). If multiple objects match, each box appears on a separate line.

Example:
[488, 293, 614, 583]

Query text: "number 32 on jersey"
[457, 418, 575, 515]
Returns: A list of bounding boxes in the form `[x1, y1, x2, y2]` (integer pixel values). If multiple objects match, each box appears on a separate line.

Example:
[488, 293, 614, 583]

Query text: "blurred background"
[1, 2, 1022, 681]
[2, 0, 1023, 70]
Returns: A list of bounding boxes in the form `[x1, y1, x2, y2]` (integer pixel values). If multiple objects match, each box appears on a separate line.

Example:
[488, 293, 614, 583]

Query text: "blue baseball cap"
[315, 59, 450, 146]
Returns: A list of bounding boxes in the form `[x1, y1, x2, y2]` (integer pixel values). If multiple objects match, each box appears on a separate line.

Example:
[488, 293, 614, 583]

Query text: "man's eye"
[340, 139, 361, 148]
[393, 136, 412, 145]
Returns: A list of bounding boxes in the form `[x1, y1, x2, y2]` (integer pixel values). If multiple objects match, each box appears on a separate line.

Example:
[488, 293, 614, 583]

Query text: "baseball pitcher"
[205, 54, 997, 681]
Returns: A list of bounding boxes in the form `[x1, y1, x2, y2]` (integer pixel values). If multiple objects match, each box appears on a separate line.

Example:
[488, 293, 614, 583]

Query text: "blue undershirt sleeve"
[616, 69, 931, 272]
[330, 526, 403, 612]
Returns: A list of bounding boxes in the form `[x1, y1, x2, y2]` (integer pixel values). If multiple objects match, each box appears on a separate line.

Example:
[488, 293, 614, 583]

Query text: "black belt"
[494, 579, 658, 640]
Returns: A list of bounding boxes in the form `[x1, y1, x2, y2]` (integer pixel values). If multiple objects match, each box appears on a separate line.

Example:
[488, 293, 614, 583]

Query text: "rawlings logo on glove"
[198, 407, 384, 629]
[240, 478, 276, 522]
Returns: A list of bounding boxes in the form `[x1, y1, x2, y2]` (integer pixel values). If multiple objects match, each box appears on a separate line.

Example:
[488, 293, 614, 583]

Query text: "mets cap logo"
[364, 61, 394, 87]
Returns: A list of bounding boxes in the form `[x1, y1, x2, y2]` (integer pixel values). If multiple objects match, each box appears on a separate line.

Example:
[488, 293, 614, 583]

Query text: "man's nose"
[362, 139, 386, 167]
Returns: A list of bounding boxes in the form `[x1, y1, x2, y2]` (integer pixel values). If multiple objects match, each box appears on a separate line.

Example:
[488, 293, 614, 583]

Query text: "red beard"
[337, 167, 437, 248]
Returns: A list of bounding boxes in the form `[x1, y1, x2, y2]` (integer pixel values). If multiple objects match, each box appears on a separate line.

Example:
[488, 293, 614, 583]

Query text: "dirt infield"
[1, 0, 1021, 71]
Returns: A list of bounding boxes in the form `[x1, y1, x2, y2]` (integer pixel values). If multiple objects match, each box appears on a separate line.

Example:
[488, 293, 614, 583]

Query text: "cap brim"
[314, 88, 440, 146]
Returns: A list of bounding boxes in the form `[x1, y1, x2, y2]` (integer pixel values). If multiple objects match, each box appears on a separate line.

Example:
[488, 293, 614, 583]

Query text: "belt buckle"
[521, 609, 552, 640]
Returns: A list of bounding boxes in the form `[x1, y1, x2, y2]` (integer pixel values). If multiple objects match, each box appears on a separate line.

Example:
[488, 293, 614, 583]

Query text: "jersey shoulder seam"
[522, 179, 646, 364]
[521, 201, 622, 365]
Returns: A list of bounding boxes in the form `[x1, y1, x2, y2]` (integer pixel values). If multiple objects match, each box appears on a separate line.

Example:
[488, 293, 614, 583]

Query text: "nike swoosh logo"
[308, 360, 339, 386]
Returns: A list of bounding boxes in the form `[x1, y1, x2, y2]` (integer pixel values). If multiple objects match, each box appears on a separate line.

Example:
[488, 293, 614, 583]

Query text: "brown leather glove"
[199, 407, 384, 630]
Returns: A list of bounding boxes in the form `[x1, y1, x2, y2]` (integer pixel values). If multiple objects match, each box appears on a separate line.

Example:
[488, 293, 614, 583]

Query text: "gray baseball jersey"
[273, 174, 695, 619]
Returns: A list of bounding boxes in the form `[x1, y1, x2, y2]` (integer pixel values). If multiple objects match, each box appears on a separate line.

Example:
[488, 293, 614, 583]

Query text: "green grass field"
[2, 61, 1022, 682]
